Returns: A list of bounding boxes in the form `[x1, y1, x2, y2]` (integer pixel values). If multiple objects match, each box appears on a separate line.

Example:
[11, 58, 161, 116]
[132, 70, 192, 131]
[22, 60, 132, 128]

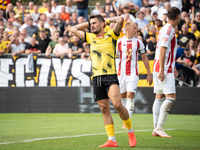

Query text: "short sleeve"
[85, 32, 95, 44]
[159, 26, 173, 48]
[138, 39, 146, 55]
[109, 29, 119, 40]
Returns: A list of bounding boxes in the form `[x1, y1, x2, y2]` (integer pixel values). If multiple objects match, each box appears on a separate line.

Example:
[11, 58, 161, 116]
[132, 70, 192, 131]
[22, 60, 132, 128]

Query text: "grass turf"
[0, 113, 200, 150]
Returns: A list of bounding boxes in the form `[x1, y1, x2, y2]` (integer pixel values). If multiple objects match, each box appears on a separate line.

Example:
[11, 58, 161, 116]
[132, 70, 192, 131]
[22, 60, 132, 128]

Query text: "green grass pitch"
[0, 113, 200, 150]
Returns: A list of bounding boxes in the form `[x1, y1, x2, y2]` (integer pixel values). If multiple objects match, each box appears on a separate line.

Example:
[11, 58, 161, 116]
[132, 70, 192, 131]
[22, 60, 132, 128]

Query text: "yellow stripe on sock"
[123, 118, 132, 130]
[105, 124, 115, 137]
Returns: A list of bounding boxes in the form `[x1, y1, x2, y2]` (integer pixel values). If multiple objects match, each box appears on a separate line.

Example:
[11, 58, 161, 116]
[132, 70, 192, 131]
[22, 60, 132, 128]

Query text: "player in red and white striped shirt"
[152, 7, 180, 138]
[117, 22, 153, 128]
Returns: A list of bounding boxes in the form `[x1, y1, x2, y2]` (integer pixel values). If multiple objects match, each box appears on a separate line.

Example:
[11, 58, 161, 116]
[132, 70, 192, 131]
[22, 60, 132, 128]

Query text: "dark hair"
[89, 14, 105, 23]
[167, 7, 180, 20]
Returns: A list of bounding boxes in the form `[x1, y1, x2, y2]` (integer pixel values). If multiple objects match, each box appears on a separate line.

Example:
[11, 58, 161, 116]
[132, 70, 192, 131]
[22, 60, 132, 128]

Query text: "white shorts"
[153, 72, 176, 94]
[118, 75, 139, 94]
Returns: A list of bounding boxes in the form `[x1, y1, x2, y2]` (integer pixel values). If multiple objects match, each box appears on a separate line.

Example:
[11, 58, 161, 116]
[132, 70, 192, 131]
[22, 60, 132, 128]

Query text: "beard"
[91, 27, 101, 34]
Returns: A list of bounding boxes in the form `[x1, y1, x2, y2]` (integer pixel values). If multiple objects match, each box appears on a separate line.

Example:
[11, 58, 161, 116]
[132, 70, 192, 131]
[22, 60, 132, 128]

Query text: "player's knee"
[113, 102, 122, 111]
[166, 98, 176, 103]
[99, 105, 110, 114]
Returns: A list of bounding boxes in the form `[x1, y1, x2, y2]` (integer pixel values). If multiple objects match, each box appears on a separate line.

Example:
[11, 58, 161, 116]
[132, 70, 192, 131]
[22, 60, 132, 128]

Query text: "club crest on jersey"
[103, 35, 109, 39]
[126, 48, 132, 61]
[162, 37, 168, 41]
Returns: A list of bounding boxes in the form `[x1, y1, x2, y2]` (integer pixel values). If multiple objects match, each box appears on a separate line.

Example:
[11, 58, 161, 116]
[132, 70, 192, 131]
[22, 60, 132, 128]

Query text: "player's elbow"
[119, 16, 124, 23]
[71, 26, 77, 34]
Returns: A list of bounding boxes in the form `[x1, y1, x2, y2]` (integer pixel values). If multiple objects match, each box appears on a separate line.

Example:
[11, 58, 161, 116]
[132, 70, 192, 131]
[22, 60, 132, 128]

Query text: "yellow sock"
[123, 118, 132, 130]
[105, 124, 115, 137]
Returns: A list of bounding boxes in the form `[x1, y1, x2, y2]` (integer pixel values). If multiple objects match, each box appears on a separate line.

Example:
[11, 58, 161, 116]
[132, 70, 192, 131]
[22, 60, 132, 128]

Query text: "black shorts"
[93, 74, 119, 101]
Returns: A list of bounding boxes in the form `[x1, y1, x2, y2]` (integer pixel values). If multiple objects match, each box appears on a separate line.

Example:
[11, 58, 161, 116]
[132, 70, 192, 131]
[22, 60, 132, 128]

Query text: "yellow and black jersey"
[85, 29, 119, 77]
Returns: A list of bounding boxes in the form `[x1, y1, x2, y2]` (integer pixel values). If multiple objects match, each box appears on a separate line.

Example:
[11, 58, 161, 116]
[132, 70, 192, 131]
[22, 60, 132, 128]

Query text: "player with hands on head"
[71, 15, 137, 148]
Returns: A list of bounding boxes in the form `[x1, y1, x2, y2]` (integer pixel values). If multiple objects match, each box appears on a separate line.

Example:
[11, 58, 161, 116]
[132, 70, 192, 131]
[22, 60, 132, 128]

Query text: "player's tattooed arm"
[107, 16, 124, 35]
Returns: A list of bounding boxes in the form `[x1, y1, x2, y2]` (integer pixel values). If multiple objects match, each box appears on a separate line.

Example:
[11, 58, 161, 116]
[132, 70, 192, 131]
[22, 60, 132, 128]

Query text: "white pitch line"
[0, 129, 175, 145]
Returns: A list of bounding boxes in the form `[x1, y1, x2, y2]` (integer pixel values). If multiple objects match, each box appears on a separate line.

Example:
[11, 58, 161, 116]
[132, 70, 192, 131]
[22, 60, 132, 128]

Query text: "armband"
[139, 49, 146, 55]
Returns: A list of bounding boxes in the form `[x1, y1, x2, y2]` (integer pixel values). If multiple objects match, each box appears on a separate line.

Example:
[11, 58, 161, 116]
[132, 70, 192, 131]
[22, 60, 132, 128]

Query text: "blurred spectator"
[51, 0, 61, 13]
[187, 39, 196, 56]
[38, 14, 49, 28]
[177, 47, 195, 85]
[196, 43, 200, 65]
[7, 36, 25, 56]
[147, 36, 156, 60]
[178, 11, 187, 32]
[192, 0, 200, 21]
[54, 13, 66, 36]
[38, 30, 51, 53]
[19, 5, 26, 22]
[133, 0, 142, 8]
[128, 3, 139, 18]
[3, 31, 10, 47]
[182, 0, 192, 14]
[170, 0, 182, 10]
[0, 11, 6, 25]
[117, 0, 133, 8]
[68, 35, 83, 58]
[159, 2, 171, 21]
[65, 0, 77, 15]
[190, 23, 200, 42]
[105, 4, 111, 17]
[60, 5, 70, 21]
[162, 13, 168, 26]
[45, 30, 59, 57]
[73, 0, 88, 21]
[8, 10, 15, 22]
[38, 0, 49, 14]
[26, 18, 38, 37]
[25, 36, 41, 54]
[177, 24, 196, 48]
[193, 12, 200, 31]
[68, 12, 78, 27]
[13, 14, 21, 27]
[31, 5, 40, 23]
[0, 35, 7, 56]
[13, 0, 22, 15]
[143, 0, 153, 8]
[28, 2, 34, 14]
[63, 34, 70, 43]
[145, 25, 157, 45]
[4, 3, 13, 20]
[136, 11, 149, 30]
[50, 22, 60, 36]
[12, 29, 20, 38]
[21, 28, 31, 43]
[121, 6, 136, 23]
[81, 43, 90, 60]
[155, 19, 162, 32]
[151, 0, 164, 20]
[140, 7, 153, 22]
[175, 40, 185, 80]
[149, 12, 158, 26]
[44, 5, 52, 18]
[185, 16, 192, 30]
[19, 32, 30, 48]
[20, 15, 37, 32]
[53, 37, 70, 57]
[0, 25, 4, 33]
[37, 19, 51, 38]
[5, 21, 13, 36]
[91, 2, 101, 16]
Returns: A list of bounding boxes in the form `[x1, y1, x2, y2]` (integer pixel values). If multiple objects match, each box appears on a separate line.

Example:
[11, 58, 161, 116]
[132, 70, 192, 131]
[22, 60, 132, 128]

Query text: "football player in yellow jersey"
[71, 15, 136, 148]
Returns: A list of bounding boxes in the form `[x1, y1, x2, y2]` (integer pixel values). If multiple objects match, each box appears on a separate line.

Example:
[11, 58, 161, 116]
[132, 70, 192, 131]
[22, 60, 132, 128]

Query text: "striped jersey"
[117, 36, 145, 76]
[153, 23, 177, 74]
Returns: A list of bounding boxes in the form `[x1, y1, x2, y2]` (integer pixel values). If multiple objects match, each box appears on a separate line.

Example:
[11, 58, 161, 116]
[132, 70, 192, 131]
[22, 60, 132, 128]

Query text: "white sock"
[156, 98, 175, 130]
[127, 128, 133, 133]
[152, 97, 165, 129]
[126, 98, 134, 118]
[121, 98, 127, 107]
[108, 136, 116, 142]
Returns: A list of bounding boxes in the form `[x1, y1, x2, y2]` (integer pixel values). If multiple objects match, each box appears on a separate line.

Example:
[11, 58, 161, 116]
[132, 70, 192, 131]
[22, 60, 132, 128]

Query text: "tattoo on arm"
[113, 18, 124, 35]
[112, 95, 119, 98]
